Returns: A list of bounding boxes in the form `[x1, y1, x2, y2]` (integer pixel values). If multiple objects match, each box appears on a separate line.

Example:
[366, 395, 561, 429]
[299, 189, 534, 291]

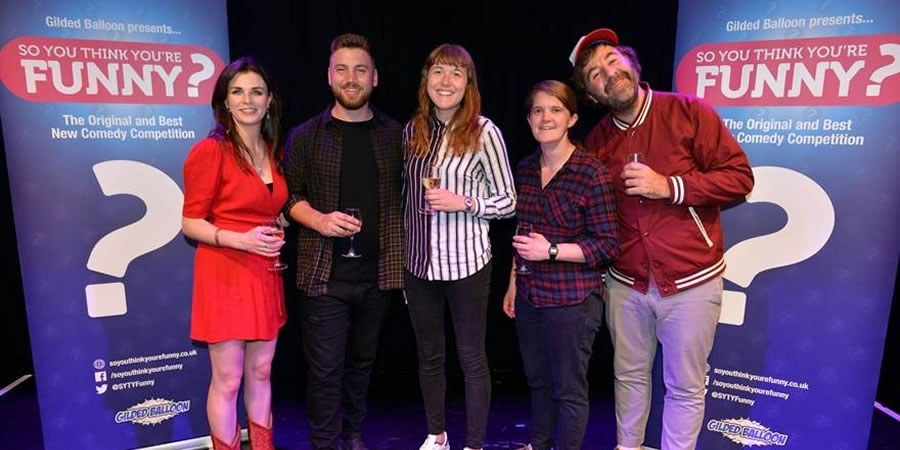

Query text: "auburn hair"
[408, 44, 483, 157]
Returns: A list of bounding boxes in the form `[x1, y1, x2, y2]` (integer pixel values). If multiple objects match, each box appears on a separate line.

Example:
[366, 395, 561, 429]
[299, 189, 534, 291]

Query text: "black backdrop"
[223, 0, 683, 399]
[1, 0, 896, 417]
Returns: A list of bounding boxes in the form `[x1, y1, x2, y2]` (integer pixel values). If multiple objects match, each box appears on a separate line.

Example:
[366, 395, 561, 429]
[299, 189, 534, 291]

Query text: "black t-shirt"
[330, 117, 379, 282]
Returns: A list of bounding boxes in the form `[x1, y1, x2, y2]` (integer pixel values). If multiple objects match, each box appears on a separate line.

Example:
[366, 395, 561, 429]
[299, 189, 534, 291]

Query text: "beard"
[596, 71, 639, 114]
[332, 82, 372, 111]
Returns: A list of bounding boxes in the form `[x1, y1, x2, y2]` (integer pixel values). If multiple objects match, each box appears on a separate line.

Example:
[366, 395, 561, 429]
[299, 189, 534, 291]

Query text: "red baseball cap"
[569, 28, 620, 66]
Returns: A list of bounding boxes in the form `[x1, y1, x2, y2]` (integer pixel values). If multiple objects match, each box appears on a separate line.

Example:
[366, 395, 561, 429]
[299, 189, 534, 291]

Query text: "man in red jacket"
[570, 28, 754, 450]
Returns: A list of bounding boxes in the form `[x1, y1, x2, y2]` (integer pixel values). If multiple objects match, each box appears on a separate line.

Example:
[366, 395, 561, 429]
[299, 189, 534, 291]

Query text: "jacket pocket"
[688, 206, 714, 248]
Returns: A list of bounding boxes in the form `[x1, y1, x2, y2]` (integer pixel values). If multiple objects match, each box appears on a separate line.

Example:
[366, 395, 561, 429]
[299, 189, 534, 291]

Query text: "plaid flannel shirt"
[283, 106, 404, 296]
[514, 146, 618, 307]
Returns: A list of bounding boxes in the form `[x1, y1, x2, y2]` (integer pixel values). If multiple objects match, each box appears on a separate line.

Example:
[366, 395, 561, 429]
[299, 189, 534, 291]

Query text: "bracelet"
[214, 228, 222, 246]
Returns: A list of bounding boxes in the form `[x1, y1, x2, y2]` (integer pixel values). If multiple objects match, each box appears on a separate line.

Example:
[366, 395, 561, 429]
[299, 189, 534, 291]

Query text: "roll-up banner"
[0, 1, 228, 448]
[661, 1, 899, 448]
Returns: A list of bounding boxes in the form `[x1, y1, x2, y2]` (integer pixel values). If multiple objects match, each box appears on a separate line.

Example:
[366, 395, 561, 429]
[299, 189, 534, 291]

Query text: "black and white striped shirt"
[403, 116, 516, 280]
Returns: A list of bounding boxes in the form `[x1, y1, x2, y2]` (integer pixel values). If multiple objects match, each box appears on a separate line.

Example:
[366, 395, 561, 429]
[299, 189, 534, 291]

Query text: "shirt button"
[642, 263, 649, 269]
[662, 287, 669, 293]
[643, 231, 650, 237]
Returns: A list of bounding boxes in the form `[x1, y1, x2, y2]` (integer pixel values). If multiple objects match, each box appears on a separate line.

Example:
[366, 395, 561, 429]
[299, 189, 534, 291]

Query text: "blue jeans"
[301, 281, 392, 450]
[515, 293, 603, 450]
[404, 262, 492, 449]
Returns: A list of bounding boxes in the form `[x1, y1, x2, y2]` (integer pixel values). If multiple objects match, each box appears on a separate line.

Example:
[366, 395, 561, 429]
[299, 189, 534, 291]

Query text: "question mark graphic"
[866, 43, 900, 97]
[719, 166, 834, 325]
[187, 53, 215, 98]
[85, 160, 184, 318]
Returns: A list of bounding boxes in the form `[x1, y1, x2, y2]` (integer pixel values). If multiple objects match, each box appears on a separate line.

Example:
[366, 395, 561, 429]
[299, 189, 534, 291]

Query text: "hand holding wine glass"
[314, 210, 361, 237]
[621, 150, 670, 199]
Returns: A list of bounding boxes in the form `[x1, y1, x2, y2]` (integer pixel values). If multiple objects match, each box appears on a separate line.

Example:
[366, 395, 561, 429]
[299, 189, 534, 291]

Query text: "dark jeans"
[301, 280, 392, 450]
[404, 262, 493, 448]
[515, 293, 603, 450]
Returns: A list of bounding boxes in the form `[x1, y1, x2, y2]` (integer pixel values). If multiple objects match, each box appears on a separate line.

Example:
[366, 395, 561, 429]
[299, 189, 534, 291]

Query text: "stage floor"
[2, 375, 898, 449]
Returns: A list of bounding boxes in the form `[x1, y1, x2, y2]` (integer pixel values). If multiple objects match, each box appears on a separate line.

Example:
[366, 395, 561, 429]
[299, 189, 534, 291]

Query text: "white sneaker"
[419, 432, 450, 450]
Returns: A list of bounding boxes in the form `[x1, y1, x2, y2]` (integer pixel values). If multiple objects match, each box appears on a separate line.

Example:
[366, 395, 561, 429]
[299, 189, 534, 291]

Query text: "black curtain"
[223, 0, 683, 395]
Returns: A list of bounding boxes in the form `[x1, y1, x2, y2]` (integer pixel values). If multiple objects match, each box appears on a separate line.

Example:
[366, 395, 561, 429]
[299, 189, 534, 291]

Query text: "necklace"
[245, 146, 267, 177]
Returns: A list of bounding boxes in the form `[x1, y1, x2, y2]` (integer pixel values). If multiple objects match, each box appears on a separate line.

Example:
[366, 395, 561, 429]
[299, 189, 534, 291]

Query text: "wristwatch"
[464, 196, 474, 213]
[548, 243, 559, 262]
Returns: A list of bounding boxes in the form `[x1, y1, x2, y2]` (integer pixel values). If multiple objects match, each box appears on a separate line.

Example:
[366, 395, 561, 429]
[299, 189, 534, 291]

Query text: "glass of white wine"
[263, 217, 287, 271]
[341, 207, 362, 258]
[419, 163, 440, 215]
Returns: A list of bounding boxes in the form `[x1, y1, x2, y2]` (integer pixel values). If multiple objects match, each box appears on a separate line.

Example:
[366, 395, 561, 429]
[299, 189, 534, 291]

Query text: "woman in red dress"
[182, 56, 287, 450]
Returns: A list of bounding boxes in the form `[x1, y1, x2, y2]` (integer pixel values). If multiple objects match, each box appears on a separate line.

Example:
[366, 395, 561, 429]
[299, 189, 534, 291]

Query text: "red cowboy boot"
[249, 415, 274, 450]
[211, 423, 241, 450]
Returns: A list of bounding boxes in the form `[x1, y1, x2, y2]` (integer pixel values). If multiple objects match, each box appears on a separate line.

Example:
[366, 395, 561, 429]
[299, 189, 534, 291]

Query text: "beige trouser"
[606, 275, 722, 450]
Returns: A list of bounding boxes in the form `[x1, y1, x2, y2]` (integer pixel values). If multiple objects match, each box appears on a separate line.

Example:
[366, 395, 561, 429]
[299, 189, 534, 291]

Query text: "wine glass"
[263, 217, 287, 271]
[341, 207, 362, 258]
[419, 163, 440, 215]
[514, 222, 534, 275]
[625, 151, 645, 165]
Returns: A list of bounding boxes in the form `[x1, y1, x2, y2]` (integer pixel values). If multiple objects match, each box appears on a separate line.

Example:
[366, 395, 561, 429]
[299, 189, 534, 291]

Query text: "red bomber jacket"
[586, 84, 754, 297]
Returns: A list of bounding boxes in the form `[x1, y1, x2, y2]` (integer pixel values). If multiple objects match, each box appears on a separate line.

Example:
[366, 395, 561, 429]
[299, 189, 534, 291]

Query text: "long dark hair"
[209, 56, 283, 172]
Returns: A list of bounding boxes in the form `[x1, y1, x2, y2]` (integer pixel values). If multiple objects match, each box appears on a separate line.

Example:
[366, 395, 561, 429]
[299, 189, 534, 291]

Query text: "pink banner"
[675, 34, 900, 106]
[0, 36, 224, 104]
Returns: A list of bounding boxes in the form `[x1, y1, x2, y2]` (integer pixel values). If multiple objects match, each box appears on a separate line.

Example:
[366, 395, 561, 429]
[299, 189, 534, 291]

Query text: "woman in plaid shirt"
[503, 80, 618, 450]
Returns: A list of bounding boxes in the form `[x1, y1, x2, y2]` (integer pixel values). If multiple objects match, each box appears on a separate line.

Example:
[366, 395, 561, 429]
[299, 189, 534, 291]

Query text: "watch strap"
[548, 243, 558, 261]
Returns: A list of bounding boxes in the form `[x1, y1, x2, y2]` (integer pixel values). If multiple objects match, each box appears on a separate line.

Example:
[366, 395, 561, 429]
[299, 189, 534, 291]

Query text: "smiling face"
[527, 91, 578, 146]
[426, 63, 467, 122]
[581, 45, 640, 113]
[225, 71, 272, 128]
[328, 47, 378, 111]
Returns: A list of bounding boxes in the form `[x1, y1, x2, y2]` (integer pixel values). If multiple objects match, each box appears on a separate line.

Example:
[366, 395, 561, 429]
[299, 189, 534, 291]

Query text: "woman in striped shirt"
[403, 43, 516, 450]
